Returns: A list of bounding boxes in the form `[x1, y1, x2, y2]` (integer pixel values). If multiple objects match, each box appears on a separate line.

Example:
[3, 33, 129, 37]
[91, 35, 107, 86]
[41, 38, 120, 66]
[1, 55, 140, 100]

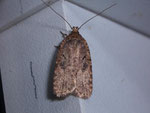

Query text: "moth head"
[72, 26, 79, 32]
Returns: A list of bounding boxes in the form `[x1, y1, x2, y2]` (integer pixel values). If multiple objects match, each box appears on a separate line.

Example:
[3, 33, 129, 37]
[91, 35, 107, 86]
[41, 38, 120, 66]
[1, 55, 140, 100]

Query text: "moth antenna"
[41, 0, 72, 30]
[78, 3, 117, 30]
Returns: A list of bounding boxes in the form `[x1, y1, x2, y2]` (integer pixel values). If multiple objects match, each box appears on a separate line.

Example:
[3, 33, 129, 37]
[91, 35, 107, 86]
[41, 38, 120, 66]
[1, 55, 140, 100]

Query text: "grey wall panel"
[67, 0, 150, 37]
[0, 0, 58, 33]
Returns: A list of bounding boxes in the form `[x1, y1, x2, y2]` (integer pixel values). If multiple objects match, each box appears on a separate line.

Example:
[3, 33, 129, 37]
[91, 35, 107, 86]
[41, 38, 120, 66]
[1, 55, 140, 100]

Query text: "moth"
[53, 26, 92, 98]
[41, 0, 116, 99]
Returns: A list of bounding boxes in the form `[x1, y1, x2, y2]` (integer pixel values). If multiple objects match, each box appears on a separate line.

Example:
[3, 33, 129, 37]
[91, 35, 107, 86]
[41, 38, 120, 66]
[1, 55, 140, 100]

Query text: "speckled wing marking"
[53, 32, 92, 99]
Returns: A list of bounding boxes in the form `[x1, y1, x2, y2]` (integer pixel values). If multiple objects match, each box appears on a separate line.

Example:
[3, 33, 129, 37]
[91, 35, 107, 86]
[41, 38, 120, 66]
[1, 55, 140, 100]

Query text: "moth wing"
[73, 37, 92, 98]
[53, 33, 92, 98]
[53, 38, 76, 97]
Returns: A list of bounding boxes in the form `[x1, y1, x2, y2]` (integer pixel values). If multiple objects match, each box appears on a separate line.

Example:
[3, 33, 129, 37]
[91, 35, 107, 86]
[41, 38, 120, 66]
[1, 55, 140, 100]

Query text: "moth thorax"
[72, 26, 79, 32]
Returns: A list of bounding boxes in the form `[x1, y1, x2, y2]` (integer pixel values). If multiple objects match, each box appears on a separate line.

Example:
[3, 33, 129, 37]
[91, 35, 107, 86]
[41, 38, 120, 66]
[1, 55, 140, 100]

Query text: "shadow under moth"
[41, 0, 116, 99]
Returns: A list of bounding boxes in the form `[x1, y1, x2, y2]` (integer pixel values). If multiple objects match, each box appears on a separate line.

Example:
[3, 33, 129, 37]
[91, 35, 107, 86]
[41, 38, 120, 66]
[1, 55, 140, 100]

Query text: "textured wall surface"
[0, 0, 150, 113]
[0, 0, 58, 32]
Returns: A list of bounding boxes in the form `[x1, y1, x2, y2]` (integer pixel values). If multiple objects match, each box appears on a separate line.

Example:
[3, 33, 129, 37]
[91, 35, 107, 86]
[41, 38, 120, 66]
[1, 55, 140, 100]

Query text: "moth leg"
[54, 45, 60, 49]
[60, 31, 67, 38]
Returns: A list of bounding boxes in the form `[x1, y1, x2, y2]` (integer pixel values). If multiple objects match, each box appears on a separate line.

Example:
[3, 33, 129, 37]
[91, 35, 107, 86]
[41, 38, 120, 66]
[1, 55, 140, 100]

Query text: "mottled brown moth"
[54, 27, 93, 98]
[42, 0, 116, 99]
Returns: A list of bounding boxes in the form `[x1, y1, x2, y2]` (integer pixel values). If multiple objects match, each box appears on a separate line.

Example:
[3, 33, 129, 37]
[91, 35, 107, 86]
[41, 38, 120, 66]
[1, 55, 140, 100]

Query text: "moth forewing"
[53, 27, 92, 98]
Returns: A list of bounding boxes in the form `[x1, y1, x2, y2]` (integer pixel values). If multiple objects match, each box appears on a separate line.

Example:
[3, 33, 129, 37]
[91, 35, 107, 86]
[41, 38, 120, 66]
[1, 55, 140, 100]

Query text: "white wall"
[0, 0, 58, 32]
[0, 0, 150, 113]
